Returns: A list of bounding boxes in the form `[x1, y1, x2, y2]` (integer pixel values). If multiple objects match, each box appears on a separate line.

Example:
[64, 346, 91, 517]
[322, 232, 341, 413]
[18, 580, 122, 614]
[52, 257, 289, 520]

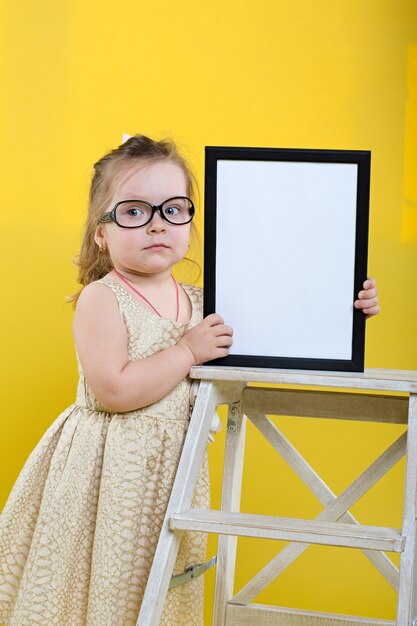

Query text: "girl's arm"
[73, 282, 232, 412]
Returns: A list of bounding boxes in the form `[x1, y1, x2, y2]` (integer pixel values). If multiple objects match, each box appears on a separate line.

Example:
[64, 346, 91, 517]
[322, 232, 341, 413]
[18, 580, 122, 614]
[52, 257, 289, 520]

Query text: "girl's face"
[95, 160, 191, 278]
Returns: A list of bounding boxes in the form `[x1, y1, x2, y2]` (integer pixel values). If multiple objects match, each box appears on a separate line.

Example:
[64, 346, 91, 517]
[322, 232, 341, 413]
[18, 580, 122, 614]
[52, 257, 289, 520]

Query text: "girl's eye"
[127, 208, 142, 216]
[164, 205, 180, 215]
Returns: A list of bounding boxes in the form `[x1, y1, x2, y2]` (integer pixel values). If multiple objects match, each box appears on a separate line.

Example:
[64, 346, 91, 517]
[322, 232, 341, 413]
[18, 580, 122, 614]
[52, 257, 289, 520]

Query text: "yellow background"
[1, 0, 416, 622]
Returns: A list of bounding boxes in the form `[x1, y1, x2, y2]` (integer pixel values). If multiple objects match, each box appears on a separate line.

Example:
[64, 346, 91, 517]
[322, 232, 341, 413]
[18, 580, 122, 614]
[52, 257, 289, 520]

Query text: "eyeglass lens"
[115, 198, 193, 227]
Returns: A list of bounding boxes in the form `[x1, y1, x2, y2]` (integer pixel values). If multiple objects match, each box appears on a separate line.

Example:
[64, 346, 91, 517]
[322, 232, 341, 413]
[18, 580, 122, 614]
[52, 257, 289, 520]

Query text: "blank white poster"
[215, 159, 358, 360]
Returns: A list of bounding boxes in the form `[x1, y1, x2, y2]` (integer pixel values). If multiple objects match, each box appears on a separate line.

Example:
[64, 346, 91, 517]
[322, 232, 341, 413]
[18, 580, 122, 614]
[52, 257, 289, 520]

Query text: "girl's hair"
[70, 135, 201, 304]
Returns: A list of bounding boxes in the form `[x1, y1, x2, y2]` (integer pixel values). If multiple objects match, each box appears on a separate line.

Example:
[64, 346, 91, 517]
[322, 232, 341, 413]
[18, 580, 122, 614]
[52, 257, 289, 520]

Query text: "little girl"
[0, 134, 379, 626]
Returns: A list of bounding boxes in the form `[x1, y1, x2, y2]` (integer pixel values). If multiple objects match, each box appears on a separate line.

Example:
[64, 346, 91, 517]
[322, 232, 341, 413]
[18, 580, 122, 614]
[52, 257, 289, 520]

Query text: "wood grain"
[243, 388, 408, 423]
[170, 509, 404, 551]
[190, 367, 417, 392]
[225, 604, 394, 626]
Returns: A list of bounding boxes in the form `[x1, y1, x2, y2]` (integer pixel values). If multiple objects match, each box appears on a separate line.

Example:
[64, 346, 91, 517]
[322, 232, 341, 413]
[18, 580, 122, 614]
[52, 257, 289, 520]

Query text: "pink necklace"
[113, 268, 179, 321]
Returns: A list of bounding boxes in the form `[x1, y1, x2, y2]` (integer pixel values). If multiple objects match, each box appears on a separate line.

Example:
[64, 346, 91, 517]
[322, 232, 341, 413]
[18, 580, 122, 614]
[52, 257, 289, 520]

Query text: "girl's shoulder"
[181, 283, 203, 308]
[181, 282, 202, 296]
[76, 278, 118, 308]
[74, 279, 127, 329]
[73, 279, 126, 346]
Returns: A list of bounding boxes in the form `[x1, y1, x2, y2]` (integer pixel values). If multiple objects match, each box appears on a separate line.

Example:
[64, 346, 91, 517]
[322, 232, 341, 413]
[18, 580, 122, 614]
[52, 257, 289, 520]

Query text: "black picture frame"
[203, 146, 371, 372]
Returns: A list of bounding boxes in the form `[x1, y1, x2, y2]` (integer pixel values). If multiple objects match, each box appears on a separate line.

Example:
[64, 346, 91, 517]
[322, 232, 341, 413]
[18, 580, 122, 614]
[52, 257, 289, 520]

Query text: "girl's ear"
[94, 226, 107, 251]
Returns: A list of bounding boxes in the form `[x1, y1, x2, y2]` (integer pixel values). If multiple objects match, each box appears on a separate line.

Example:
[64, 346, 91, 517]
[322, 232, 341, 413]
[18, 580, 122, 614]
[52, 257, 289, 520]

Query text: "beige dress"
[0, 278, 210, 626]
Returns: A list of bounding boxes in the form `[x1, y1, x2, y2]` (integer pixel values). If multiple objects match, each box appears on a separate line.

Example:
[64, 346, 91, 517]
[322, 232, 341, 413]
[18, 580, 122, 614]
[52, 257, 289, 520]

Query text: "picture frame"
[203, 146, 371, 372]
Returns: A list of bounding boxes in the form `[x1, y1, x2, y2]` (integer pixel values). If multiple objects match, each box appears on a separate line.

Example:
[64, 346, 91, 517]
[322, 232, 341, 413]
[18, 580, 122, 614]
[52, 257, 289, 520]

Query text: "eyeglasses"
[98, 196, 195, 228]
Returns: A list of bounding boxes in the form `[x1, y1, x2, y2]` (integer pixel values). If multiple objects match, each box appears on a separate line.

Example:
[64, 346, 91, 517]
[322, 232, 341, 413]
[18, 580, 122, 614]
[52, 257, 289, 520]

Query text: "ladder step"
[225, 603, 395, 626]
[170, 509, 405, 552]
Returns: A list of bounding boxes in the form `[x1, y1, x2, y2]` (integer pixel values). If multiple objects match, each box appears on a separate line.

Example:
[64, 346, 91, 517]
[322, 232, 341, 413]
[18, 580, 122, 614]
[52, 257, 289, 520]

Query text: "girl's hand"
[178, 314, 234, 365]
[354, 277, 380, 319]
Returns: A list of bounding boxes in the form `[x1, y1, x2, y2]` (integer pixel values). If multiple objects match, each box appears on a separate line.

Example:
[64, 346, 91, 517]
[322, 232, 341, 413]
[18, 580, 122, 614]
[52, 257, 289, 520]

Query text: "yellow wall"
[1, 0, 416, 622]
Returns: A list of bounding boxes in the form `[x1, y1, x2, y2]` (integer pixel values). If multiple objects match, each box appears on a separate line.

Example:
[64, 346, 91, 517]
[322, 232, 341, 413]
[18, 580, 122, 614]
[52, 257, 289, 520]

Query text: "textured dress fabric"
[0, 278, 210, 626]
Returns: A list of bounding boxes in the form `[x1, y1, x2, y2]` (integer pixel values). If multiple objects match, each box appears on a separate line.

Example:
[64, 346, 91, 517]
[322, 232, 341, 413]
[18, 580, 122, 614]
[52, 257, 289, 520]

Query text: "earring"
[99, 242, 107, 252]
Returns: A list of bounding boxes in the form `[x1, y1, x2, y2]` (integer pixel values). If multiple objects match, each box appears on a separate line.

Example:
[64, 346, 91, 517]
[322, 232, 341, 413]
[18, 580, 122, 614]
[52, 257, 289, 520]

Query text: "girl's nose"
[147, 210, 167, 232]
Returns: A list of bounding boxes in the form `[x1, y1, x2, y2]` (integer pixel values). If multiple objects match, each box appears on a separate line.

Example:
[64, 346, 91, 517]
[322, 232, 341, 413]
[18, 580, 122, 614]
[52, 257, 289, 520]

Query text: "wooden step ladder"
[137, 368, 417, 626]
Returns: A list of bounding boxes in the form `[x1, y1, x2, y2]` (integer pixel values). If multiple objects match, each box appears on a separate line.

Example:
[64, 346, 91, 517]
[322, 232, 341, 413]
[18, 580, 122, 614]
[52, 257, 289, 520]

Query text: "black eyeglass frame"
[98, 196, 195, 228]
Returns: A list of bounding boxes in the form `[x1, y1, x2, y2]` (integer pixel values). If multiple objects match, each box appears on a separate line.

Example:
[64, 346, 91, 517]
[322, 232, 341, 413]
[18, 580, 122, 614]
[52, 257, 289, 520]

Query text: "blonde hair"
[70, 135, 201, 304]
